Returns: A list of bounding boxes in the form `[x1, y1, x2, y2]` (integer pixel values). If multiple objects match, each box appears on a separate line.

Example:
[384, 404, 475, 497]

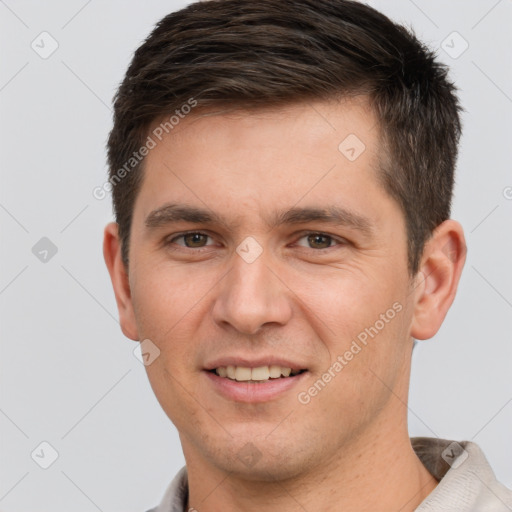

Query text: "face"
[118, 99, 421, 480]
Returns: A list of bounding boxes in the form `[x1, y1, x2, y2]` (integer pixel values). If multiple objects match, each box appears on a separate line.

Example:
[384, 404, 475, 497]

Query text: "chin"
[201, 432, 319, 482]
[218, 455, 309, 482]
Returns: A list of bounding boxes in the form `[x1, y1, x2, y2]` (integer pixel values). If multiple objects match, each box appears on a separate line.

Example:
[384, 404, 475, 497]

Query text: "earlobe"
[103, 222, 139, 341]
[410, 220, 467, 341]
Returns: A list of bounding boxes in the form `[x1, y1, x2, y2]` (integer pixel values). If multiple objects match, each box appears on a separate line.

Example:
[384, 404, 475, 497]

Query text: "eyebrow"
[145, 203, 375, 236]
[272, 206, 374, 235]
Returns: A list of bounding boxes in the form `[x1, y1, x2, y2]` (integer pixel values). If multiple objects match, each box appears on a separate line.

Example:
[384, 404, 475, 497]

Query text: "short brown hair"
[107, 0, 462, 275]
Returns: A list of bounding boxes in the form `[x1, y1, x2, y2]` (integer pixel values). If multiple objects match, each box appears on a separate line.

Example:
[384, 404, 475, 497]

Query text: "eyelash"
[165, 231, 347, 252]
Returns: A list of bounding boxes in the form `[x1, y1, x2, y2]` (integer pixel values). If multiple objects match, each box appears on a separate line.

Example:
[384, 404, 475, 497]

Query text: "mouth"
[204, 363, 309, 403]
[207, 365, 307, 383]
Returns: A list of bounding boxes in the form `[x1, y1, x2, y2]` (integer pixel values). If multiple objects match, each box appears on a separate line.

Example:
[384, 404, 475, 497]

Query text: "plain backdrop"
[1, 1, 511, 511]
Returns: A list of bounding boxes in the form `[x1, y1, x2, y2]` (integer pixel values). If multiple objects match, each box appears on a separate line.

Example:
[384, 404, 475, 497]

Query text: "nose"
[211, 247, 293, 336]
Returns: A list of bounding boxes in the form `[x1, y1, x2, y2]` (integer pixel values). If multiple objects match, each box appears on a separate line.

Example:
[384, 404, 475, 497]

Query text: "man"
[103, 0, 512, 510]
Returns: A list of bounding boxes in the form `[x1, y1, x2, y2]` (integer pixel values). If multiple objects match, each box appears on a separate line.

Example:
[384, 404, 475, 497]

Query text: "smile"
[211, 365, 306, 382]
[204, 366, 309, 403]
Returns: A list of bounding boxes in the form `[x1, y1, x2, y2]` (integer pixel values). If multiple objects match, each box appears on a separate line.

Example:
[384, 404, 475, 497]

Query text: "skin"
[104, 98, 466, 511]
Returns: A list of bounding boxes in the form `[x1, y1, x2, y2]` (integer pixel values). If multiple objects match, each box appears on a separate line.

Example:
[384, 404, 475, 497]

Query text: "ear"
[410, 219, 467, 340]
[103, 222, 139, 341]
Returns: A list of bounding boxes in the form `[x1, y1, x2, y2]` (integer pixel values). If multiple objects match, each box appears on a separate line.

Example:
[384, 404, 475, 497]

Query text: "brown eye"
[170, 232, 212, 248]
[183, 233, 208, 247]
[307, 234, 332, 249]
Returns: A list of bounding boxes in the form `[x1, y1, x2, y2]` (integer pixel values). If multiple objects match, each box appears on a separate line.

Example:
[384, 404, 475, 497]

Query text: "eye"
[295, 232, 345, 250]
[168, 232, 214, 248]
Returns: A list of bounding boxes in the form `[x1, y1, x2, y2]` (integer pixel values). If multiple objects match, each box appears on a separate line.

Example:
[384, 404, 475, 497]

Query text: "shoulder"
[412, 437, 512, 511]
[144, 466, 188, 512]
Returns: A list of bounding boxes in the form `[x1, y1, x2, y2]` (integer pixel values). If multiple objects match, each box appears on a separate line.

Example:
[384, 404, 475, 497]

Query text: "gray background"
[0, 0, 511, 510]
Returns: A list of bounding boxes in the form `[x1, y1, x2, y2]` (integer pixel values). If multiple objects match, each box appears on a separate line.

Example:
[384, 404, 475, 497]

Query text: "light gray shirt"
[147, 437, 512, 511]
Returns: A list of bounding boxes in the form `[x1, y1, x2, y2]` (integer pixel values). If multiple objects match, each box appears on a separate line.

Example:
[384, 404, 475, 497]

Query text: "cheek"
[144, 360, 205, 437]
[136, 287, 205, 431]
[130, 260, 214, 337]
[300, 267, 403, 345]
[130, 272, 204, 402]
[299, 316, 408, 447]
[300, 273, 410, 404]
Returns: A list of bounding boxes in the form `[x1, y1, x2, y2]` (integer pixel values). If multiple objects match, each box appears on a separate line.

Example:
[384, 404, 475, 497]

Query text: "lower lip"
[204, 370, 308, 403]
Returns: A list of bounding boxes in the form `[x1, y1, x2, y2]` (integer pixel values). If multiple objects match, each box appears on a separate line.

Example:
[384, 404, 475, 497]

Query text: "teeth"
[216, 367, 227, 378]
[226, 365, 236, 379]
[251, 366, 270, 381]
[234, 366, 252, 381]
[269, 365, 281, 378]
[214, 365, 302, 381]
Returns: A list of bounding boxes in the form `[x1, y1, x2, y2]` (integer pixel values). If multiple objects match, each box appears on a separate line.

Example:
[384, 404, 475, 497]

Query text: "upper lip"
[204, 356, 308, 371]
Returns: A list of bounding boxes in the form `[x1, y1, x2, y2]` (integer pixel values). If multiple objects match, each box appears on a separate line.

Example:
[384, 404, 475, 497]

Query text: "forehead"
[134, 98, 392, 230]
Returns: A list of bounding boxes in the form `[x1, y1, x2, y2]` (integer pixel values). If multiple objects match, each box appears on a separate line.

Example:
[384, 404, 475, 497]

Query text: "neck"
[184, 418, 437, 512]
